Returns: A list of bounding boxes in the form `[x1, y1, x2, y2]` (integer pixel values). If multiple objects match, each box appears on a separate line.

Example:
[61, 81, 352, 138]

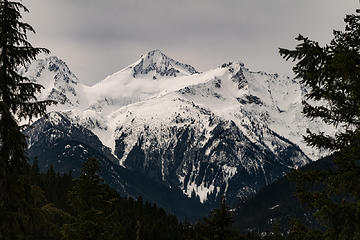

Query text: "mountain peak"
[143, 49, 167, 60]
[21, 56, 81, 106]
[130, 49, 199, 78]
[23, 56, 79, 84]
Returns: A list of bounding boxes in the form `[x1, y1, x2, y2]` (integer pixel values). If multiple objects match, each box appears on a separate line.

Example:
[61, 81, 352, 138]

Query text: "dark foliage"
[27, 157, 274, 240]
[193, 196, 243, 240]
[280, 11, 360, 239]
[28, 158, 194, 240]
[0, 0, 55, 238]
[234, 156, 335, 233]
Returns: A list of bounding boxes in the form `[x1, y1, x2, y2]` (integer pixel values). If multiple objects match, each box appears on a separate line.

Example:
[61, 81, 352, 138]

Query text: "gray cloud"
[24, 0, 357, 85]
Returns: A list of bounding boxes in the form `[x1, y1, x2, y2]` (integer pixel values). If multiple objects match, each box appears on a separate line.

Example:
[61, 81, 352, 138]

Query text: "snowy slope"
[23, 50, 335, 205]
[20, 56, 87, 110]
[106, 61, 313, 202]
[83, 49, 200, 114]
[24, 111, 207, 220]
[73, 57, 331, 161]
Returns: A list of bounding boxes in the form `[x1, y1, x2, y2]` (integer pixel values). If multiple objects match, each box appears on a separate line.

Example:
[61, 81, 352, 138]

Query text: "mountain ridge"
[128, 49, 200, 78]
[23, 50, 334, 214]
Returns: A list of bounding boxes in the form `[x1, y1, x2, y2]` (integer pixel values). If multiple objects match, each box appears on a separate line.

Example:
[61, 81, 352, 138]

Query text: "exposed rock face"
[130, 49, 199, 78]
[20, 56, 81, 107]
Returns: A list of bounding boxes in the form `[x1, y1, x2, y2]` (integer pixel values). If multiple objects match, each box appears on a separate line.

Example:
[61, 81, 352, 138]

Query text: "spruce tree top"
[0, 0, 54, 123]
[280, 12, 360, 239]
[0, 0, 55, 164]
[279, 14, 360, 152]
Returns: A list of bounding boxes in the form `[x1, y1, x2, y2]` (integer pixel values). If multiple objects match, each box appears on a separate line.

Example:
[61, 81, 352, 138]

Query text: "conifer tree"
[0, 0, 55, 238]
[0, 0, 53, 162]
[280, 11, 360, 239]
[62, 157, 122, 240]
[203, 196, 234, 240]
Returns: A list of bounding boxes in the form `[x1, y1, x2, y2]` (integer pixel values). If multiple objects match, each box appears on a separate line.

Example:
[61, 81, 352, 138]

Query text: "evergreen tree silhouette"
[203, 196, 234, 240]
[280, 10, 360, 239]
[62, 157, 122, 240]
[0, 0, 55, 238]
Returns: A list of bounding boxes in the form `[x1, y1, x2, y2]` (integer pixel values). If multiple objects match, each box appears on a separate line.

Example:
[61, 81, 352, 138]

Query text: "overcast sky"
[24, 0, 356, 85]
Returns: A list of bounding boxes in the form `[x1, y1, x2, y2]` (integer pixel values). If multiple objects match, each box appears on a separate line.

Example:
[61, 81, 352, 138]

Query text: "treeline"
[4, 152, 321, 240]
[26, 157, 191, 240]
[233, 155, 335, 233]
[24, 157, 284, 240]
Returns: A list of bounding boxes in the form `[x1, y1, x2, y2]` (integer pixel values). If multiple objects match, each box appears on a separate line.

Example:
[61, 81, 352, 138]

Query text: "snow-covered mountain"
[23, 50, 334, 210]
[20, 56, 84, 108]
[24, 111, 206, 219]
[81, 50, 200, 114]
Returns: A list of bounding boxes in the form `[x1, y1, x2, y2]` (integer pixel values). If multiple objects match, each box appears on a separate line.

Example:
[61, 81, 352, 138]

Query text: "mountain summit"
[84, 50, 202, 112]
[21, 56, 82, 107]
[128, 50, 199, 79]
